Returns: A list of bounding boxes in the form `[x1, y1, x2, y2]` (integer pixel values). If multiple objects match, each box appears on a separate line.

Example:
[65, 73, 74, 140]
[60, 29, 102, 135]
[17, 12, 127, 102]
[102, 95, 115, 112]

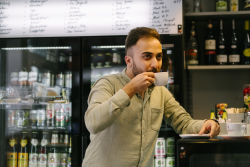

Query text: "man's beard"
[132, 61, 159, 76]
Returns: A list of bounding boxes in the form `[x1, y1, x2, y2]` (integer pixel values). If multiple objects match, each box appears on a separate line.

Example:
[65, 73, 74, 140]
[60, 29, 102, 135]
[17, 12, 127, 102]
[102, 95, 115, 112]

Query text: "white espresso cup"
[226, 123, 246, 136]
[154, 72, 168, 86]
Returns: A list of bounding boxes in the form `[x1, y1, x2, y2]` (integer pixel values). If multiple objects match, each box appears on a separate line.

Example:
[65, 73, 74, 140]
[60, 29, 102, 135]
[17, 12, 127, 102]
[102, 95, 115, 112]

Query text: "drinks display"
[216, 19, 227, 65]
[229, 19, 240, 65]
[186, 21, 198, 65]
[205, 20, 216, 65]
[243, 20, 250, 65]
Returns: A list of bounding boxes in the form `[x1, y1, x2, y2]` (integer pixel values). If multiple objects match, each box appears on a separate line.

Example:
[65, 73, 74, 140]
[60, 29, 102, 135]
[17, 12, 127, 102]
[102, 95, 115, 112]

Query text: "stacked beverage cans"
[154, 137, 175, 167]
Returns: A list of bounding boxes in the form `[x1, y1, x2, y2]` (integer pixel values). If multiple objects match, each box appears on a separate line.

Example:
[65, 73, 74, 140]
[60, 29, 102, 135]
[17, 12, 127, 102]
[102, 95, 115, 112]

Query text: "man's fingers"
[199, 126, 206, 135]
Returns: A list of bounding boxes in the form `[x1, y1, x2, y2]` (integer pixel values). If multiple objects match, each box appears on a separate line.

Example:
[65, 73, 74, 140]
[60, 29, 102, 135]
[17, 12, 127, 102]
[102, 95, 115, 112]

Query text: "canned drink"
[10, 72, 19, 86]
[30, 110, 37, 127]
[37, 109, 46, 127]
[65, 103, 70, 126]
[28, 71, 38, 86]
[51, 131, 59, 144]
[166, 137, 175, 157]
[47, 103, 55, 127]
[8, 110, 16, 127]
[155, 137, 165, 157]
[65, 72, 72, 88]
[16, 110, 25, 127]
[59, 133, 64, 144]
[154, 156, 165, 167]
[166, 157, 175, 167]
[55, 103, 66, 127]
[64, 132, 69, 145]
[56, 72, 65, 87]
[60, 153, 68, 167]
[42, 71, 51, 87]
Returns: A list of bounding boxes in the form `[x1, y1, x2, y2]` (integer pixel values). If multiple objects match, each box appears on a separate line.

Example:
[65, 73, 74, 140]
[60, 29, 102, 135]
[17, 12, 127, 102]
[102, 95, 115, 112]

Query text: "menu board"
[0, 0, 182, 38]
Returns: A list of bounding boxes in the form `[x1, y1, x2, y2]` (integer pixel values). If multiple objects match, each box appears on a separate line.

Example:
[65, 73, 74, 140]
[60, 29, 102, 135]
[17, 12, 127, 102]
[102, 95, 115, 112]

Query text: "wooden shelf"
[185, 11, 250, 17]
[187, 65, 250, 70]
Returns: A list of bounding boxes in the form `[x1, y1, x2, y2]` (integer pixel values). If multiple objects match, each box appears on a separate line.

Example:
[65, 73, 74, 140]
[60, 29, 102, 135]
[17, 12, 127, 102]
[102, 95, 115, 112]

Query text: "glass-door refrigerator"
[81, 35, 184, 166]
[0, 37, 82, 167]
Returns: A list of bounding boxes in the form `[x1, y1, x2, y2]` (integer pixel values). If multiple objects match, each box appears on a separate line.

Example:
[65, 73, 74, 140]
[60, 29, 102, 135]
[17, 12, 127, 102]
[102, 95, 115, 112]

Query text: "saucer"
[179, 134, 210, 139]
[218, 134, 250, 140]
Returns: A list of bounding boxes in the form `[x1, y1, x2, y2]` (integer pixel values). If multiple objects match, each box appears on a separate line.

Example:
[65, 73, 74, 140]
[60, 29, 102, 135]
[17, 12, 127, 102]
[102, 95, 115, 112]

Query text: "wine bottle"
[229, 19, 240, 65]
[205, 20, 216, 65]
[216, 19, 227, 65]
[186, 21, 198, 65]
[243, 20, 250, 65]
[244, 0, 250, 10]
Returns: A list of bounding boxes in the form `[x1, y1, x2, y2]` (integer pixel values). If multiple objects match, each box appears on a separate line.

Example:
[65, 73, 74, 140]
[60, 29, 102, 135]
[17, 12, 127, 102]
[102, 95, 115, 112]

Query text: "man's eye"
[157, 55, 163, 60]
[144, 55, 151, 58]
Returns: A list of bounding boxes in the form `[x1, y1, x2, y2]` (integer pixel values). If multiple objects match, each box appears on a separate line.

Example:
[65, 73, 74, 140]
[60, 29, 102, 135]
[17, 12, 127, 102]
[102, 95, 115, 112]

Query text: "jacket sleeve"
[163, 89, 205, 134]
[84, 77, 130, 134]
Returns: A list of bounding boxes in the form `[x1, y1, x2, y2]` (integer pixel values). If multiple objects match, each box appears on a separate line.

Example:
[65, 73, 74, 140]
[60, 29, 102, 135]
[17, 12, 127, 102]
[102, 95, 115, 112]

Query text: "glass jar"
[245, 112, 250, 134]
[193, 0, 202, 12]
[243, 84, 250, 112]
[216, 0, 227, 11]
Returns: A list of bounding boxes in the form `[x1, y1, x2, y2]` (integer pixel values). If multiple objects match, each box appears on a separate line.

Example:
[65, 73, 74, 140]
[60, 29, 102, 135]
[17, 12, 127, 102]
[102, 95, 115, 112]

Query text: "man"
[82, 27, 220, 167]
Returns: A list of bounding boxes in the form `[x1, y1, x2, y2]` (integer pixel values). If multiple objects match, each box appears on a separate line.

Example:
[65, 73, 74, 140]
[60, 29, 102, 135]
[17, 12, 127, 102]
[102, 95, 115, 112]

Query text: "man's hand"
[198, 120, 220, 138]
[122, 72, 155, 98]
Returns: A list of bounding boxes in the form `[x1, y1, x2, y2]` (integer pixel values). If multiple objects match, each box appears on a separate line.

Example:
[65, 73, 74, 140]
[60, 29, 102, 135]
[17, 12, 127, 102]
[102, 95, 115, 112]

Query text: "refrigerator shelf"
[7, 126, 71, 132]
[0, 103, 47, 110]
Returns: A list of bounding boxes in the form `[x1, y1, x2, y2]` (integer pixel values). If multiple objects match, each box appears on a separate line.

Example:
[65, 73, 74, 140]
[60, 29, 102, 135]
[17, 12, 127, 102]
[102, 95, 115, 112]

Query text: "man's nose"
[151, 57, 158, 68]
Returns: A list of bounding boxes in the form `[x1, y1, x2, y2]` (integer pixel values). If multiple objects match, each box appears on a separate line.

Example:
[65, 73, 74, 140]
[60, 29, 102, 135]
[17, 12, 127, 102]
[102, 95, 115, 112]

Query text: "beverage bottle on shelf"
[216, 19, 227, 65]
[222, 110, 228, 121]
[48, 131, 60, 167]
[216, 0, 227, 11]
[37, 109, 46, 127]
[243, 20, 250, 64]
[210, 110, 216, 119]
[244, 0, 250, 10]
[47, 103, 55, 127]
[67, 137, 72, 167]
[19, 67, 28, 87]
[186, 21, 198, 65]
[7, 131, 17, 167]
[56, 72, 65, 87]
[18, 132, 28, 167]
[229, 19, 240, 65]
[29, 132, 39, 167]
[205, 20, 216, 65]
[60, 132, 69, 167]
[59, 53, 66, 72]
[39, 132, 48, 167]
[230, 0, 238, 11]
[11, 68, 19, 86]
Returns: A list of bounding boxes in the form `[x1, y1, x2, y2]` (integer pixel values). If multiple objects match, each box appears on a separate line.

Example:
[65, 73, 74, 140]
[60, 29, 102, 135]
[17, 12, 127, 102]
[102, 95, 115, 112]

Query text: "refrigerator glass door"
[1, 38, 81, 167]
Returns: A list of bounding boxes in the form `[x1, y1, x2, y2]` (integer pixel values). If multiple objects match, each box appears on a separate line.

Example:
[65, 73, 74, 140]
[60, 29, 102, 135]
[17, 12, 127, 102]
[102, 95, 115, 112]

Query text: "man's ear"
[125, 55, 133, 67]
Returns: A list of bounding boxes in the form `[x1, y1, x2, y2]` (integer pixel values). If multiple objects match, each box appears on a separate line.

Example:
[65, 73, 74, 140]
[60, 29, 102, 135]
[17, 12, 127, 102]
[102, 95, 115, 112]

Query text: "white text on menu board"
[150, 0, 180, 34]
[0, 1, 11, 35]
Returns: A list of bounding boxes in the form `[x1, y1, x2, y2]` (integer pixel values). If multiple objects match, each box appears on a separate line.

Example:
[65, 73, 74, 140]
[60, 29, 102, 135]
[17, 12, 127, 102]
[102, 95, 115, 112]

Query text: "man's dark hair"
[125, 27, 161, 57]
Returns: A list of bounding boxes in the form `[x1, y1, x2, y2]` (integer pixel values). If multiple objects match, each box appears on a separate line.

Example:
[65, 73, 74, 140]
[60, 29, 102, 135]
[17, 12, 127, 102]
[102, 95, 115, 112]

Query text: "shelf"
[7, 126, 71, 132]
[185, 11, 250, 17]
[0, 103, 47, 110]
[187, 65, 250, 70]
